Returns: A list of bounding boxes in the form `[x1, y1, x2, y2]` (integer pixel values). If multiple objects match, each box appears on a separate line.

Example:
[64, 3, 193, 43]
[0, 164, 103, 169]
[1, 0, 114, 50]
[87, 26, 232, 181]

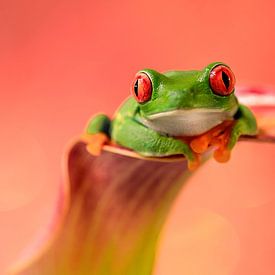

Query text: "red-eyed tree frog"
[84, 62, 257, 170]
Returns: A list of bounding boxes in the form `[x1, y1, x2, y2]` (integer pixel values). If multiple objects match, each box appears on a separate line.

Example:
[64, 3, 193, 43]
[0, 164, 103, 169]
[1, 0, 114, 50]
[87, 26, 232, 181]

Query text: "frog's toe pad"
[190, 136, 210, 154]
[187, 154, 201, 171]
[84, 133, 109, 156]
[213, 148, 231, 163]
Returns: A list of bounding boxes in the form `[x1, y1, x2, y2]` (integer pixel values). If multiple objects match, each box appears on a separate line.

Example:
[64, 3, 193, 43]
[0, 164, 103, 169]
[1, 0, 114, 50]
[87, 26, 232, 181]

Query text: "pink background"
[1, 0, 275, 274]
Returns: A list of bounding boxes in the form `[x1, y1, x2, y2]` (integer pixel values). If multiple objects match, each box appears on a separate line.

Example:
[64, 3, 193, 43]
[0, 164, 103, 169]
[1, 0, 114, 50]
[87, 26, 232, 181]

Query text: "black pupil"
[134, 80, 139, 97]
[222, 71, 230, 89]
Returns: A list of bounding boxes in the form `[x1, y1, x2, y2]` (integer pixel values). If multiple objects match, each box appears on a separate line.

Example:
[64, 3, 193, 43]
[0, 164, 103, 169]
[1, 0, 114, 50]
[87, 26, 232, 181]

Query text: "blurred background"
[1, 0, 275, 274]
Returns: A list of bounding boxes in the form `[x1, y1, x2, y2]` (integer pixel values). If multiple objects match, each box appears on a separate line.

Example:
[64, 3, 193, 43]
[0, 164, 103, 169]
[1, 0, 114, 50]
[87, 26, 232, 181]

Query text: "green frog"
[84, 62, 257, 170]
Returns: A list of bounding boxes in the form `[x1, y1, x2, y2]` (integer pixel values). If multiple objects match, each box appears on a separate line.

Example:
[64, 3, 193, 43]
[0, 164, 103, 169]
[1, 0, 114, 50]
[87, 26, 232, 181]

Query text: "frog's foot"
[187, 153, 201, 171]
[82, 133, 109, 156]
[190, 134, 212, 154]
[190, 120, 234, 163]
[213, 146, 231, 163]
[190, 121, 232, 153]
[210, 123, 234, 163]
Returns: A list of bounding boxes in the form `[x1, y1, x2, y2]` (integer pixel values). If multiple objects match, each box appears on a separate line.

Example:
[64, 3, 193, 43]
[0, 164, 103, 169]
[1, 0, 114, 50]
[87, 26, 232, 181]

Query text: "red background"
[1, 0, 275, 274]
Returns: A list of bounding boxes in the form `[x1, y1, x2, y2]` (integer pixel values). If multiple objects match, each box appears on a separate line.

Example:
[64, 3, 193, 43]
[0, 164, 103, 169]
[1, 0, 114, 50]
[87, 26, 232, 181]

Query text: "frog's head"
[131, 62, 239, 136]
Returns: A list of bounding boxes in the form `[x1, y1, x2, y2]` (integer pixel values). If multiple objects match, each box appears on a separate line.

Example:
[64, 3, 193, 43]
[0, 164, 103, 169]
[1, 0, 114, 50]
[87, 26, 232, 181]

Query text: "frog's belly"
[141, 108, 237, 136]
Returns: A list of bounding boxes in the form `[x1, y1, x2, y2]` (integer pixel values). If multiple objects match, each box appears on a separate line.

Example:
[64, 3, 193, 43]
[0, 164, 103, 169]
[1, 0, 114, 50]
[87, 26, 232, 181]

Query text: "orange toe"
[85, 133, 109, 156]
[190, 135, 211, 154]
[187, 154, 201, 171]
[189, 121, 234, 154]
[213, 147, 231, 163]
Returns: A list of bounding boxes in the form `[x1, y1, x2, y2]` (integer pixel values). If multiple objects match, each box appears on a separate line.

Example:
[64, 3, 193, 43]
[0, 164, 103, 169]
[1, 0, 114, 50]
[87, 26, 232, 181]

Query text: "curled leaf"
[10, 86, 275, 275]
[11, 141, 192, 275]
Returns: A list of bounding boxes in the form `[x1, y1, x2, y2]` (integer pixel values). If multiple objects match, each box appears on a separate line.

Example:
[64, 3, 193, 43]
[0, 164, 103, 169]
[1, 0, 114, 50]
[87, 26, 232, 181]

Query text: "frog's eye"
[131, 72, 152, 103]
[209, 65, 236, 96]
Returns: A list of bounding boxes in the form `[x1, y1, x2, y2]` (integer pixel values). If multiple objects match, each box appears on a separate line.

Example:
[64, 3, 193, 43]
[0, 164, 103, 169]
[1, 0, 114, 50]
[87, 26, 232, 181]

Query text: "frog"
[83, 62, 257, 170]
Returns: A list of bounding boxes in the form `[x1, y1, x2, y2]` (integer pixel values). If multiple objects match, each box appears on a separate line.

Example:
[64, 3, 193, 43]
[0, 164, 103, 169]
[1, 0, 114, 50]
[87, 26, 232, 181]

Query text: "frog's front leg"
[84, 114, 111, 155]
[213, 105, 257, 162]
[227, 104, 258, 148]
[112, 118, 200, 170]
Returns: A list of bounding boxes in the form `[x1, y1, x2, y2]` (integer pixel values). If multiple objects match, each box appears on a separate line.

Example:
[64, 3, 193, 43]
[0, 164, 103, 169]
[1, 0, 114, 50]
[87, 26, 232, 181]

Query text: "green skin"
[86, 62, 257, 163]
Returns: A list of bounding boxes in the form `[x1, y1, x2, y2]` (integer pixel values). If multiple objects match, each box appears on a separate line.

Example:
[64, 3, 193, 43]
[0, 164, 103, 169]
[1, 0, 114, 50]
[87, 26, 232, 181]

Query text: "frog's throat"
[140, 107, 238, 136]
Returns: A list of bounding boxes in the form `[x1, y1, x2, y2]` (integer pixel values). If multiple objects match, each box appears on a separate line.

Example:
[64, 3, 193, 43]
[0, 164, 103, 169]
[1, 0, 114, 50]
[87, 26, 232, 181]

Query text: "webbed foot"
[187, 153, 201, 171]
[82, 133, 109, 156]
[190, 120, 234, 163]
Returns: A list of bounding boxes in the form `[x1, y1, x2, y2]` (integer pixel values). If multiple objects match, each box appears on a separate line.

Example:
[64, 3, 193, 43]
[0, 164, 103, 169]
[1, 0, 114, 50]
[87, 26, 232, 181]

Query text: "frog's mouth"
[141, 107, 238, 136]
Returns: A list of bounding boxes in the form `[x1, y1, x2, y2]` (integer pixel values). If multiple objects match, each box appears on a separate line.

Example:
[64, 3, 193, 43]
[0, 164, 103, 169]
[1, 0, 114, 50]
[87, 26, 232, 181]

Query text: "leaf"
[10, 86, 275, 275]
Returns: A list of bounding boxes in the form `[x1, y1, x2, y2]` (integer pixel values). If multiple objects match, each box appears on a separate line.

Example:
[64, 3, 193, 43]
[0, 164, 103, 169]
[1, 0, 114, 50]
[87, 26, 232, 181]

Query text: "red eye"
[209, 65, 236, 96]
[131, 72, 152, 103]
